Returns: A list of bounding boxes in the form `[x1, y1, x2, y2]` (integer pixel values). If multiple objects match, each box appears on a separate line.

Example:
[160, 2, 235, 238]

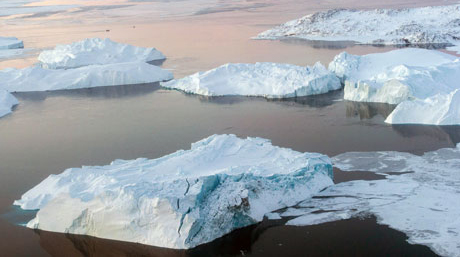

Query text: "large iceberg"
[328, 48, 458, 104]
[14, 134, 333, 249]
[38, 38, 166, 69]
[0, 37, 24, 50]
[385, 89, 460, 125]
[255, 4, 460, 46]
[0, 90, 18, 118]
[0, 62, 173, 92]
[277, 145, 460, 257]
[162, 62, 341, 98]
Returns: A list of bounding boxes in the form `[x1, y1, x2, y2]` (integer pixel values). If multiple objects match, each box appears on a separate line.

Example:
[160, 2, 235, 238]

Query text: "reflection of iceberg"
[273, 145, 460, 257]
[38, 38, 166, 69]
[255, 5, 460, 47]
[345, 101, 395, 120]
[162, 62, 341, 98]
[0, 90, 18, 118]
[15, 134, 333, 249]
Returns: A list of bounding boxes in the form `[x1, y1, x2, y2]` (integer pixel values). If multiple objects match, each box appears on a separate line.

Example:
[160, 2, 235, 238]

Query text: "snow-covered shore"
[162, 62, 341, 98]
[255, 4, 460, 47]
[15, 134, 333, 249]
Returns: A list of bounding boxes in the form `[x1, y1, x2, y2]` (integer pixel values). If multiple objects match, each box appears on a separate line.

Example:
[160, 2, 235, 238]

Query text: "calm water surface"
[1, 0, 460, 256]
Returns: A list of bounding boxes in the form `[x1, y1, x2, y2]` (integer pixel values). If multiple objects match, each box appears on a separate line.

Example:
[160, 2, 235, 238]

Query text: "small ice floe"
[38, 38, 166, 69]
[162, 62, 341, 98]
[14, 134, 333, 249]
[0, 37, 24, 50]
[255, 4, 460, 47]
[0, 90, 18, 118]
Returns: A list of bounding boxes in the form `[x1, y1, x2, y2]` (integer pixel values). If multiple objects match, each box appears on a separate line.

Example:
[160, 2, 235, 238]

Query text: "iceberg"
[255, 4, 460, 47]
[14, 134, 333, 249]
[162, 62, 341, 98]
[328, 48, 459, 104]
[0, 90, 18, 118]
[278, 145, 460, 257]
[38, 38, 166, 69]
[385, 89, 460, 125]
[0, 37, 24, 50]
[0, 62, 173, 92]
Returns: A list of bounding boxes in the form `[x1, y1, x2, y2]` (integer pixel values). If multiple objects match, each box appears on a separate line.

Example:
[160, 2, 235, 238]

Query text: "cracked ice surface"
[14, 134, 333, 249]
[280, 145, 460, 257]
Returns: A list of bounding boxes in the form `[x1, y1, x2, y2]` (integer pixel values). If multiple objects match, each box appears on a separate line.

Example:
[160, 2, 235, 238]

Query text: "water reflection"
[345, 101, 396, 120]
[277, 38, 452, 50]
[392, 124, 460, 146]
[278, 38, 356, 50]
[181, 89, 343, 108]
[34, 216, 436, 257]
[14, 83, 163, 102]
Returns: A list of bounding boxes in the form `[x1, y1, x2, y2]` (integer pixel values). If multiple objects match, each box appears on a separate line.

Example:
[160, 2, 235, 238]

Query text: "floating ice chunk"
[0, 90, 18, 118]
[385, 89, 460, 125]
[0, 37, 24, 50]
[0, 62, 173, 92]
[38, 38, 166, 69]
[328, 48, 459, 104]
[288, 145, 460, 257]
[255, 4, 460, 46]
[162, 62, 341, 98]
[14, 134, 333, 249]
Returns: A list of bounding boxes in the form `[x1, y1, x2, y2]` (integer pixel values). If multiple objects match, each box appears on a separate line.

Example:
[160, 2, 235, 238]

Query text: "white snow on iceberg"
[280, 145, 460, 257]
[162, 62, 341, 98]
[0, 90, 18, 118]
[385, 89, 460, 125]
[14, 134, 333, 249]
[0, 37, 24, 50]
[38, 38, 166, 69]
[255, 4, 460, 46]
[328, 48, 460, 104]
[0, 62, 173, 92]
